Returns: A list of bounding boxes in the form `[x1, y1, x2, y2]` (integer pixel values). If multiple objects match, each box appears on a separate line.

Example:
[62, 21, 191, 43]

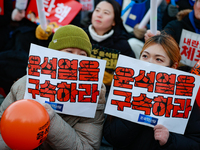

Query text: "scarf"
[189, 10, 200, 34]
[88, 24, 114, 42]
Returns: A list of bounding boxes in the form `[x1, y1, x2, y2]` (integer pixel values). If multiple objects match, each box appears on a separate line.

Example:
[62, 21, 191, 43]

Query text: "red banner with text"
[26, 0, 82, 32]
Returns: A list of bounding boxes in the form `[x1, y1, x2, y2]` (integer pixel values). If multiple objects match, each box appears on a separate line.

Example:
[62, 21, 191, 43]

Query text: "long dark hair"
[97, 0, 125, 30]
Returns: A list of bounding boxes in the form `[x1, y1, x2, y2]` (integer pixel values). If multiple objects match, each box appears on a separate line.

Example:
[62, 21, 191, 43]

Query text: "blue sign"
[45, 101, 63, 112]
[138, 114, 158, 126]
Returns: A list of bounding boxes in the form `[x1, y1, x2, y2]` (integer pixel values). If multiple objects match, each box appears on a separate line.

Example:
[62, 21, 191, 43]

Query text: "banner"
[105, 54, 200, 134]
[24, 44, 106, 118]
[26, 0, 82, 32]
[91, 44, 120, 71]
[179, 29, 200, 67]
[0, 0, 4, 15]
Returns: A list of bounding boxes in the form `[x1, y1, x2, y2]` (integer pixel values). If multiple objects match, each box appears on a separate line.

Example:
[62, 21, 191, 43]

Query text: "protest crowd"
[0, 0, 200, 149]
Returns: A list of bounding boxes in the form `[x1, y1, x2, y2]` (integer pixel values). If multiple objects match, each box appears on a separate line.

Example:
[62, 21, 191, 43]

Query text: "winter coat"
[164, 14, 195, 44]
[162, 0, 194, 28]
[0, 75, 106, 150]
[84, 26, 136, 58]
[163, 12, 198, 72]
[0, 0, 12, 51]
[103, 101, 200, 150]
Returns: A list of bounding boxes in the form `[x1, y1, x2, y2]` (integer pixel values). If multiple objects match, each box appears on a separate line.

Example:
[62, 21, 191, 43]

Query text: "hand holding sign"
[105, 54, 200, 134]
[154, 124, 169, 146]
[24, 44, 106, 118]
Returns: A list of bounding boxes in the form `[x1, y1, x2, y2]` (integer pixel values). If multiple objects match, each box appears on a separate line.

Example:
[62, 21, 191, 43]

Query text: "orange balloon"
[0, 99, 50, 150]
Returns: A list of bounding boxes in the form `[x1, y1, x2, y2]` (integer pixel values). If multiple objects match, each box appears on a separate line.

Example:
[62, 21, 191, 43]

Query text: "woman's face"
[140, 44, 172, 67]
[194, 0, 200, 20]
[60, 48, 87, 56]
[92, 1, 115, 35]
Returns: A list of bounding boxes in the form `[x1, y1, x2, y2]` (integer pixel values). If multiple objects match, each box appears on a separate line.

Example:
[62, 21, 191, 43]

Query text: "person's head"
[91, 0, 122, 35]
[194, 0, 200, 20]
[140, 34, 181, 69]
[48, 25, 92, 56]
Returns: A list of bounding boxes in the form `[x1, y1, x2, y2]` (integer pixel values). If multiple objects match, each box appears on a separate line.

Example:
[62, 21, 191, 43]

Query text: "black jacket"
[164, 14, 195, 44]
[103, 101, 200, 150]
[163, 14, 196, 72]
[84, 26, 136, 58]
[162, 0, 193, 28]
[0, 0, 13, 51]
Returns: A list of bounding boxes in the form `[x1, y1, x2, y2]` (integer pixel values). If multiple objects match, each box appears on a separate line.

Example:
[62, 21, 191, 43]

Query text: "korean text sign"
[26, 0, 82, 32]
[179, 29, 200, 67]
[91, 44, 120, 71]
[24, 44, 106, 118]
[104, 55, 200, 134]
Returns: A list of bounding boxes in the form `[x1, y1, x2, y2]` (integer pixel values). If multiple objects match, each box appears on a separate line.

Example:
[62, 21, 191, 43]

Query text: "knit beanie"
[48, 25, 92, 56]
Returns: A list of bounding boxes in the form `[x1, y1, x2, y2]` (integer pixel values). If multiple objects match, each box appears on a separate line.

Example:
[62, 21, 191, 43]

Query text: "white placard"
[179, 29, 200, 67]
[24, 44, 106, 118]
[105, 54, 200, 134]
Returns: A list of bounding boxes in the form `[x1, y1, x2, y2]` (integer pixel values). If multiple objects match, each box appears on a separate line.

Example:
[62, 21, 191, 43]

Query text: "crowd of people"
[0, 0, 200, 149]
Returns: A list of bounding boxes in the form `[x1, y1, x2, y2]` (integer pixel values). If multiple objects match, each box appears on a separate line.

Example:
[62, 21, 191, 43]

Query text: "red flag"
[0, 0, 4, 15]
[26, 0, 82, 32]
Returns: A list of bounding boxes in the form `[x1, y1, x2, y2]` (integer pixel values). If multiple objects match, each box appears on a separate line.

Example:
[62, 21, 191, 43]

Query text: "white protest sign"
[105, 54, 200, 134]
[179, 29, 200, 67]
[24, 44, 106, 118]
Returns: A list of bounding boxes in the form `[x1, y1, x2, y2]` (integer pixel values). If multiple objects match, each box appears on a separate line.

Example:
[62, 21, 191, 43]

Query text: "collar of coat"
[88, 24, 114, 42]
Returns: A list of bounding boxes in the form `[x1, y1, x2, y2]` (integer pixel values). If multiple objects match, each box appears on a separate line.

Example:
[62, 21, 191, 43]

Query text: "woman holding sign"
[0, 25, 106, 150]
[103, 34, 200, 149]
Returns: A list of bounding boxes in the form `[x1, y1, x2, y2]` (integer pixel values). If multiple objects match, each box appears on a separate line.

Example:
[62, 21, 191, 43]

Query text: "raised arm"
[11, 0, 28, 21]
